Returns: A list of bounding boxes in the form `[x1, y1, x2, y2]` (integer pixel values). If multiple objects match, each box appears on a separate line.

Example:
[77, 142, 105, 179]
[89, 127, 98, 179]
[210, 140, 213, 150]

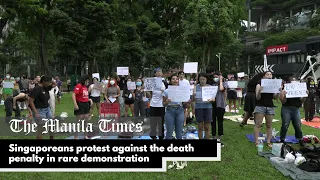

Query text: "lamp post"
[216, 53, 221, 71]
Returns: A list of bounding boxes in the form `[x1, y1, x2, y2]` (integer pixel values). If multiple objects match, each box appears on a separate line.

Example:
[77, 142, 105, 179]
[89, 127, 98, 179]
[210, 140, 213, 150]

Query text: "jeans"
[4, 96, 21, 123]
[134, 100, 146, 117]
[33, 107, 53, 125]
[280, 106, 303, 140]
[165, 106, 184, 139]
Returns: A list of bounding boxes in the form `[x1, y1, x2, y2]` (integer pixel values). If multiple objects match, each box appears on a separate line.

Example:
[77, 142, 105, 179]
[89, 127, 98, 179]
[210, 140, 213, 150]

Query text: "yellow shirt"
[14, 81, 19, 90]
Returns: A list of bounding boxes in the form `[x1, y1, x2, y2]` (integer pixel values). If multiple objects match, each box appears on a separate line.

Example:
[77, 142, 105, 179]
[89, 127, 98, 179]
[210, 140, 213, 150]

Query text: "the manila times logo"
[8, 119, 143, 135]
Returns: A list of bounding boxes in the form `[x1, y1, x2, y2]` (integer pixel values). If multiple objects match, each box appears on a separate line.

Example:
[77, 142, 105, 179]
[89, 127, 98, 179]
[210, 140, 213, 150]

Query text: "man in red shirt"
[72, 75, 92, 139]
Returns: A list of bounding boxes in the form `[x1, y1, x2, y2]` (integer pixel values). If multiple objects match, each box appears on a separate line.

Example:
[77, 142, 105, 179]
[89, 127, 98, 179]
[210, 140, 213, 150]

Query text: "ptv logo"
[266, 45, 288, 55]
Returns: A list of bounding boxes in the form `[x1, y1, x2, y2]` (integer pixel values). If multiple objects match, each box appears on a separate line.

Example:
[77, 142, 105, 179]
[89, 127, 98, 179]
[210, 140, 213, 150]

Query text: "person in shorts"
[28, 75, 53, 140]
[88, 77, 102, 118]
[193, 73, 215, 139]
[72, 75, 92, 139]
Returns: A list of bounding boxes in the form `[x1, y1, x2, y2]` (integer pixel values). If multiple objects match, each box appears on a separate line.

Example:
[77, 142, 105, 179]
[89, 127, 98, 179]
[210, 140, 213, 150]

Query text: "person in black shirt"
[240, 73, 263, 127]
[254, 71, 280, 147]
[29, 75, 53, 140]
[4, 92, 31, 123]
[304, 77, 317, 121]
[279, 76, 305, 147]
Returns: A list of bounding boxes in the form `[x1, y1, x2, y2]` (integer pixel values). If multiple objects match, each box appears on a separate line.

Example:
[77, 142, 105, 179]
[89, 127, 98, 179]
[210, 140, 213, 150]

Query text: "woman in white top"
[49, 80, 59, 118]
[89, 77, 102, 117]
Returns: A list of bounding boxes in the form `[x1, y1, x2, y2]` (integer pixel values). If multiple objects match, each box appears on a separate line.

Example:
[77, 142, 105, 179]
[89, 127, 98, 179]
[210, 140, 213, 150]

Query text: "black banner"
[0, 140, 220, 171]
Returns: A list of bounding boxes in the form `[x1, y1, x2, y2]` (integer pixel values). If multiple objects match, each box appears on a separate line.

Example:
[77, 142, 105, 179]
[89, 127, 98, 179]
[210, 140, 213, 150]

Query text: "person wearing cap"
[29, 75, 54, 140]
[146, 67, 166, 140]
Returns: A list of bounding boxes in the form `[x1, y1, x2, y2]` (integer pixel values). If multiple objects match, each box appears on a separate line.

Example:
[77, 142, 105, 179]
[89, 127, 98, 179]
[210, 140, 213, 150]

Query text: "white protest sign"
[127, 82, 136, 90]
[202, 86, 218, 101]
[227, 81, 238, 89]
[117, 67, 129, 75]
[92, 73, 100, 81]
[167, 86, 190, 102]
[3, 82, 14, 88]
[184, 62, 198, 73]
[284, 82, 308, 98]
[261, 79, 282, 93]
[237, 72, 245, 78]
[144, 77, 163, 91]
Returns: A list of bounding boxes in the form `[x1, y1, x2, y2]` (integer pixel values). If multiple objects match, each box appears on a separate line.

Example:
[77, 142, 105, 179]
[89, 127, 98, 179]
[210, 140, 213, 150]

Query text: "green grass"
[0, 94, 319, 180]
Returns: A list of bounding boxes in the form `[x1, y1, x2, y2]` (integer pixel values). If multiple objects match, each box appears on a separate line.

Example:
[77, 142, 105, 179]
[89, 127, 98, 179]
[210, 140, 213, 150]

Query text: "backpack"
[280, 144, 296, 158]
[297, 144, 320, 172]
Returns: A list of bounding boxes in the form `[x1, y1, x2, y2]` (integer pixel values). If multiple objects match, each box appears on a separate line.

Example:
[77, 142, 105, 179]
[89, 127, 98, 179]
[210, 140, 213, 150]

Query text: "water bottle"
[257, 137, 265, 154]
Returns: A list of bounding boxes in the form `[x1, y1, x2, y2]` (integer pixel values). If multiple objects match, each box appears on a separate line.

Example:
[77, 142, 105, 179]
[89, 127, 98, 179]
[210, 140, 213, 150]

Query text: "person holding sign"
[2, 74, 14, 101]
[178, 71, 191, 126]
[254, 71, 280, 147]
[163, 74, 191, 139]
[72, 75, 92, 139]
[123, 77, 135, 118]
[227, 77, 237, 113]
[88, 77, 102, 118]
[211, 72, 227, 147]
[193, 73, 215, 139]
[105, 77, 121, 104]
[304, 77, 317, 122]
[133, 78, 146, 117]
[146, 68, 166, 140]
[279, 76, 305, 147]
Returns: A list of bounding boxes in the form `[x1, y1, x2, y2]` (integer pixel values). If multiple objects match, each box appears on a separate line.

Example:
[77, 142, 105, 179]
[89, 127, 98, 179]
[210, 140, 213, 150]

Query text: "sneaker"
[217, 139, 224, 147]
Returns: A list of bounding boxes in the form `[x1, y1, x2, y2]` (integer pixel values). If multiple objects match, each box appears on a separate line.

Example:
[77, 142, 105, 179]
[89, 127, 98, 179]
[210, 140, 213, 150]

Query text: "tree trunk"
[39, 27, 49, 75]
[202, 42, 207, 72]
[206, 46, 211, 72]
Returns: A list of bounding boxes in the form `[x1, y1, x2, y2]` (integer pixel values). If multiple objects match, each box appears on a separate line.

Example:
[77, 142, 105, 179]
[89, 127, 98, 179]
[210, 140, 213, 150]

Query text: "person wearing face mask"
[211, 72, 227, 147]
[72, 75, 92, 139]
[105, 77, 121, 104]
[134, 78, 146, 117]
[2, 74, 14, 101]
[254, 71, 280, 147]
[193, 73, 216, 139]
[29, 75, 54, 140]
[304, 77, 317, 122]
[123, 78, 135, 118]
[146, 68, 166, 140]
[279, 76, 305, 147]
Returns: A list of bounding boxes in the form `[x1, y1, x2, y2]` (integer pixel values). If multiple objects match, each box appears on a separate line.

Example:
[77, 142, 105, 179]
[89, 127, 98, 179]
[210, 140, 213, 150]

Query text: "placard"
[237, 81, 245, 88]
[92, 73, 100, 81]
[284, 82, 308, 98]
[127, 82, 136, 90]
[183, 62, 198, 73]
[117, 67, 129, 75]
[227, 81, 238, 89]
[167, 86, 190, 102]
[201, 86, 218, 101]
[261, 79, 282, 93]
[237, 72, 244, 78]
[144, 78, 162, 91]
[3, 82, 14, 88]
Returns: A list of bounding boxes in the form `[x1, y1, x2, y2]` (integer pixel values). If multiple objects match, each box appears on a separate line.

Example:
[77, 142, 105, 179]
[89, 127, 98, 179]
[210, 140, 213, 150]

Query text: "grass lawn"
[0, 93, 318, 180]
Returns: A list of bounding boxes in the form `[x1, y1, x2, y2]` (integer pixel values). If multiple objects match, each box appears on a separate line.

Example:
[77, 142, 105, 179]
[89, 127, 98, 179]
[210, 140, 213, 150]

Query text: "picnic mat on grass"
[246, 134, 299, 144]
[301, 117, 320, 129]
[225, 115, 279, 125]
[259, 152, 320, 180]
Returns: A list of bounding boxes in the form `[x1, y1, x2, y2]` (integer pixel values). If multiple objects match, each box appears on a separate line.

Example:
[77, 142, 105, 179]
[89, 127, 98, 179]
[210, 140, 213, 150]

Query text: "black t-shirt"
[118, 78, 126, 90]
[29, 85, 50, 109]
[257, 93, 274, 107]
[283, 98, 301, 108]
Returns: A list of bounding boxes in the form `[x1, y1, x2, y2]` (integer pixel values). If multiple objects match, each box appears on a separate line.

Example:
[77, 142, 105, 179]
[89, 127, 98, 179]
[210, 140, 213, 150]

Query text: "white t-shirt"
[89, 84, 101, 97]
[179, 79, 190, 86]
[150, 82, 166, 107]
